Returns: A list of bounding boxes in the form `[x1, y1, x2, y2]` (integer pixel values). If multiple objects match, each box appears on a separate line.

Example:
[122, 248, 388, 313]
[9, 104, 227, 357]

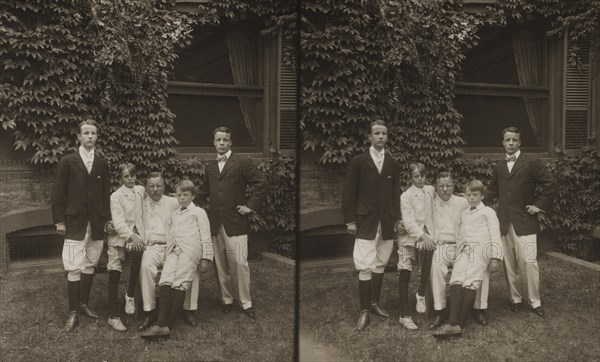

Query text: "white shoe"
[415, 293, 427, 314]
[398, 315, 419, 330]
[108, 317, 127, 331]
[125, 294, 135, 315]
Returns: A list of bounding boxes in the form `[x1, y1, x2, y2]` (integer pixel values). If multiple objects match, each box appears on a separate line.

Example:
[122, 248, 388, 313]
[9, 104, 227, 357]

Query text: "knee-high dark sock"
[398, 270, 411, 316]
[358, 280, 371, 312]
[168, 289, 186, 329]
[458, 288, 477, 328]
[68, 281, 80, 312]
[127, 250, 143, 297]
[417, 250, 434, 296]
[448, 284, 463, 326]
[108, 271, 121, 317]
[157, 285, 173, 328]
[80, 273, 94, 306]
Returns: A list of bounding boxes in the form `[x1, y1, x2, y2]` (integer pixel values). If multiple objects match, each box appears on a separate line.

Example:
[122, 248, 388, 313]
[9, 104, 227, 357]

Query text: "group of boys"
[51, 120, 267, 339]
[343, 121, 557, 337]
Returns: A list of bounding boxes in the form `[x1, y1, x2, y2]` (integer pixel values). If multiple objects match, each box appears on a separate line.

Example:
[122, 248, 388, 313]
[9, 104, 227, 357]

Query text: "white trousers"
[353, 224, 394, 281]
[213, 225, 252, 309]
[502, 224, 541, 308]
[430, 243, 489, 310]
[140, 244, 199, 312]
[62, 223, 103, 281]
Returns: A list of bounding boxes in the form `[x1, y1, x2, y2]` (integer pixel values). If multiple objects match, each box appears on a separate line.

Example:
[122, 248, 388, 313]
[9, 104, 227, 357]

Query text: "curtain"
[227, 31, 261, 144]
[513, 31, 545, 142]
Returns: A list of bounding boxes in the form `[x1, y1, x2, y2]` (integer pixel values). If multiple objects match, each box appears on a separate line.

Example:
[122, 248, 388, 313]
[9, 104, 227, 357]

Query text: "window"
[456, 26, 549, 152]
[167, 25, 277, 155]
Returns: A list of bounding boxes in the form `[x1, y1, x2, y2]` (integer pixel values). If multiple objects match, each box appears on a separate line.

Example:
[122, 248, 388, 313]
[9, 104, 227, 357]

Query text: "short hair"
[118, 163, 136, 177]
[435, 171, 454, 183]
[409, 163, 427, 176]
[369, 120, 387, 134]
[146, 171, 165, 183]
[466, 179, 485, 194]
[501, 127, 521, 139]
[213, 126, 232, 138]
[176, 180, 195, 195]
[78, 118, 99, 134]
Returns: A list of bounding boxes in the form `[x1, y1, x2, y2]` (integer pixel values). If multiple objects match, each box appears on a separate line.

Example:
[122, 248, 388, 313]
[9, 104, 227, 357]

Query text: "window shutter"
[279, 38, 297, 150]
[565, 37, 591, 149]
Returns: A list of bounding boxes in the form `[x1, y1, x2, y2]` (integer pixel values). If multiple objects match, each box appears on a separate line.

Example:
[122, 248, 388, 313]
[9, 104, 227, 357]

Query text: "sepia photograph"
[1, 0, 599, 361]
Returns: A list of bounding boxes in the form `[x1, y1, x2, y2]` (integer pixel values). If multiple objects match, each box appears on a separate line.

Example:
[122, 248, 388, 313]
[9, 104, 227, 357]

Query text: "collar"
[79, 145, 94, 160]
[409, 184, 425, 195]
[436, 196, 452, 207]
[468, 202, 485, 212]
[179, 202, 196, 212]
[506, 149, 521, 160]
[146, 194, 164, 205]
[369, 146, 385, 159]
[218, 150, 232, 161]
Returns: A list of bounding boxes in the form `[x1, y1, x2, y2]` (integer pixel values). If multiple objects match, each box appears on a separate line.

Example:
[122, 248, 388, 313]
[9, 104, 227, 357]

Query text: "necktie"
[470, 206, 476, 211]
[180, 206, 187, 211]
[505, 155, 516, 162]
[216, 154, 228, 162]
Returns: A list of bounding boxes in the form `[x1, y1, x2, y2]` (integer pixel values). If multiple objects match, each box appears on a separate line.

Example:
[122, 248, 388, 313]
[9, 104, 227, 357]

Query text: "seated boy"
[141, 180, 213, 339]
[433, 180, 503, 338]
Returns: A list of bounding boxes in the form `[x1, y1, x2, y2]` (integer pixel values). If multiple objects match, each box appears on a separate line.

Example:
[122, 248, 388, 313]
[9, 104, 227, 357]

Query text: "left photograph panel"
[0, 1, 298, 361]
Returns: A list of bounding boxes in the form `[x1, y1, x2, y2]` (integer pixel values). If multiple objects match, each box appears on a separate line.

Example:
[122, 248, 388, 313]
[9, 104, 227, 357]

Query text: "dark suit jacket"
[485, 153, 557, 236]
[51, 151, 111, 241]
[198, 153, 268, 237]
[342, 150, 401, 240]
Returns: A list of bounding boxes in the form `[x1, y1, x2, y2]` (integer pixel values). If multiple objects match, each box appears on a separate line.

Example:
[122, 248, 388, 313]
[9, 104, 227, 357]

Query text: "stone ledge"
[543, 251, 600, 273]
[300, 207, 343, 232]
[259, 252, 295, 267]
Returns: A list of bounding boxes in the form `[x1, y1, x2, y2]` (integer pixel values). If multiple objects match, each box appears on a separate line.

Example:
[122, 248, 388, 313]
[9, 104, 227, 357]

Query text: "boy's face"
[502, 131, 521, 155]
[176, 188, 194, 208]
[146, 177, 165, 201]
[465, 188, 483, 208]
[214, 131, 232, 155]
[368, 125, 388, 151]
[435, 177, 454, 201]
[411, 169, 425, 189]
[120, 168, 136, 189]
[78, 124, 97, 151]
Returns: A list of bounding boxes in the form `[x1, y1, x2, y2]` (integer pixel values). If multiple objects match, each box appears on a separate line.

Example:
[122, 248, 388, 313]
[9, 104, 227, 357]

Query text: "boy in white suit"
[106, 163, 146, 331]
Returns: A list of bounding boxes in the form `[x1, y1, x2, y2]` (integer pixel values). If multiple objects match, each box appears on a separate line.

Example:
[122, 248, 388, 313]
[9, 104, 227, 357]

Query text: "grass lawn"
[0, 258, 294, 361]
[300, 254, 600, 361]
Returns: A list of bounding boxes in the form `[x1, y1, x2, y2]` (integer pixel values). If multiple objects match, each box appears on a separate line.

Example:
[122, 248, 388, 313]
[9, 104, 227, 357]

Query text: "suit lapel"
[74, 152, 88, 175]
[509, 155, 523, 178]
[363, 151, 378, 175]
[219, 153, 234, 179]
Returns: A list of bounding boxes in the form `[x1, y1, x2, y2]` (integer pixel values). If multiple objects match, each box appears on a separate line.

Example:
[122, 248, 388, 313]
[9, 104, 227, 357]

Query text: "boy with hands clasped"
[141, 180, 213, 340]
[433, 180, 503, 338]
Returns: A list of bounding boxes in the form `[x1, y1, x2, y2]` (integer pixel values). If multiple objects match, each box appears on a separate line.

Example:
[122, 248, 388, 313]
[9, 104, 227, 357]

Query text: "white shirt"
[434, 197, 454, 241]
[506, 149, 521, 173]
[369, 146, 385, 174]
[147, 197, 166, 241]
[79, 146, 94, 174]
[218, 149, 232, 173]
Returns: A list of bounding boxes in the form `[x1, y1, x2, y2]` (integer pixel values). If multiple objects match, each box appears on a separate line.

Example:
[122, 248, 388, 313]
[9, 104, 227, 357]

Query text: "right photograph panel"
[298, 1, 599, 361]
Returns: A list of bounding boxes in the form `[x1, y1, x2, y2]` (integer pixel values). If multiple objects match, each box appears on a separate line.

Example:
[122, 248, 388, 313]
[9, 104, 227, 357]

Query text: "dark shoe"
[509, 302, 522, 312]
[65, 311, 79, 332]
[183, 310, 198, 326]
[140, 325, 170, 340]
[356, 310, 369, 331]
[242, 307, 256, 319]
[532, 307, 545, 318]
[138, 314, 156, 331]
[80, 304, 99, 319]
[370, 303, 390, 318]
[429, 313, 444, 330]
[432, 323, 462, 338]
[473, 309, 488, 326]
[221, 304, 233, 314]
